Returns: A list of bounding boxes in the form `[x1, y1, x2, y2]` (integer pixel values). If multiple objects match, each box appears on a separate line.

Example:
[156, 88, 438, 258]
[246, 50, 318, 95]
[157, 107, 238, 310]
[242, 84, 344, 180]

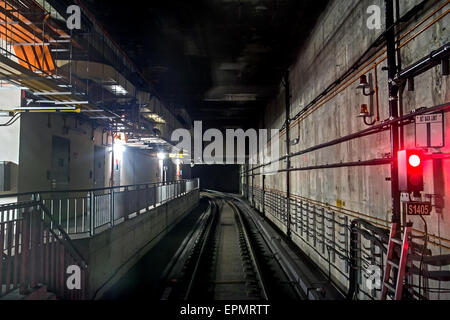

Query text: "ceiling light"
[157, 152, 167, 160]
[12, 106, 76, 110]
[33, 91, 72, 96]
[104, 84, 128, 96]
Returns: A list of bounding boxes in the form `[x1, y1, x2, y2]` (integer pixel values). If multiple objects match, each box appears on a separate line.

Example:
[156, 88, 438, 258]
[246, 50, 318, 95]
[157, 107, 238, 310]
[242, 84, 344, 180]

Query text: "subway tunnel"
[0, 0, 450, 313]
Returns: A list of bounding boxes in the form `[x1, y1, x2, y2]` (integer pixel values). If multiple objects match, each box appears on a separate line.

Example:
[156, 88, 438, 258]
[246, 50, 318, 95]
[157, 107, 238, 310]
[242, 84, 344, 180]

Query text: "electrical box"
[0, 161, 11, 192]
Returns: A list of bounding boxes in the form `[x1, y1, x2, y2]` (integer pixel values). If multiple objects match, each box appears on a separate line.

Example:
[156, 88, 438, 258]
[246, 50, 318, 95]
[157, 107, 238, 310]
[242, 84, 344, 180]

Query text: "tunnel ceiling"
[84, 0, 329, 129]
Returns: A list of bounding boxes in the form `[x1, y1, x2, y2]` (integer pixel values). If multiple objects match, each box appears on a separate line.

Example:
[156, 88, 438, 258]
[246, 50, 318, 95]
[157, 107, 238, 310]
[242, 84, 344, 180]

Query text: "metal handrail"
[0, 179, 200, 238]
[0, 179, 196, 199]
[39, 201, 88, 269]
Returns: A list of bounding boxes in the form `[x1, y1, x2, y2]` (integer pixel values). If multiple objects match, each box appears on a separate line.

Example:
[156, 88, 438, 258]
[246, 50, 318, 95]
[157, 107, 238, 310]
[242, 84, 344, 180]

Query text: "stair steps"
[0, 285, 57, 300]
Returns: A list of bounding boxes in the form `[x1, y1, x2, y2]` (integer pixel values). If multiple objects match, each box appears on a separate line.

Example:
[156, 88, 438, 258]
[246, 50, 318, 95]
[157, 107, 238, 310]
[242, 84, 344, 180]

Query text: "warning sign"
[415, 113, 444, 148]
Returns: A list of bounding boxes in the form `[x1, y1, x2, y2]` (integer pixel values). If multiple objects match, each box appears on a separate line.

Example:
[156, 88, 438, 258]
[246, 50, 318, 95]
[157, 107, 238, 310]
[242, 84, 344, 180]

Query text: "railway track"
[160, 193, 301, 301]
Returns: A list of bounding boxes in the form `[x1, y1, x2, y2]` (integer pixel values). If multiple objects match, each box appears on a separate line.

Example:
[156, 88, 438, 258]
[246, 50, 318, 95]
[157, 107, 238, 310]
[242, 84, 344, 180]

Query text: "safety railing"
[0, 200, 87, 300]
[249, 186, 387, 298]
[0, 179, 200, 238]
[0, 178, 199, 300]
[247, 185, 450, 300]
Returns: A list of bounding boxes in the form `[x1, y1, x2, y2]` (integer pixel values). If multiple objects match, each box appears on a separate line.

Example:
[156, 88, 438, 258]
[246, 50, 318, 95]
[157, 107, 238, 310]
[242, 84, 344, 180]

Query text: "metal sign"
[406, 202, 432, 216]
[415, 113, 444, 148]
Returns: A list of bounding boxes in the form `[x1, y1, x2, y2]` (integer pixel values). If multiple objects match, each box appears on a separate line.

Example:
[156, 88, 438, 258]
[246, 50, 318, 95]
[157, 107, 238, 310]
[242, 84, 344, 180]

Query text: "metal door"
[50, 136, 70, 189]
[94, 146, 106, 188]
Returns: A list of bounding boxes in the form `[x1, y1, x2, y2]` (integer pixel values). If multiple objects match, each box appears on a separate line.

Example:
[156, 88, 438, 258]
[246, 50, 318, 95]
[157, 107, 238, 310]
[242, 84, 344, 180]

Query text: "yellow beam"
[1, 108, 81, 113]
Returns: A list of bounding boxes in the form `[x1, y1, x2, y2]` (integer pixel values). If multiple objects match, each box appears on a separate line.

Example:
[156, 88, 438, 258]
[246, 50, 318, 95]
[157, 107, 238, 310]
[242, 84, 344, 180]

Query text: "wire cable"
[0, 113, 20, 127]
[418, 216, 428, 298]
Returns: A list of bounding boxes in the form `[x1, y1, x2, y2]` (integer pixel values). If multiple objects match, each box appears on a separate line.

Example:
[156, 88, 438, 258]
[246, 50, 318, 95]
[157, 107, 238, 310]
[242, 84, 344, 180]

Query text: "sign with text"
[406, 202, 432, 216]
[415, 113, 444, 148]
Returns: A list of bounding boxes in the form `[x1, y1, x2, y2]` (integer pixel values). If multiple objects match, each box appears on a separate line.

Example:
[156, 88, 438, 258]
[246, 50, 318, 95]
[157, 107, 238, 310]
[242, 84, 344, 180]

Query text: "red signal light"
[398, 150, 424, 194]
[408, 154, 421, 168]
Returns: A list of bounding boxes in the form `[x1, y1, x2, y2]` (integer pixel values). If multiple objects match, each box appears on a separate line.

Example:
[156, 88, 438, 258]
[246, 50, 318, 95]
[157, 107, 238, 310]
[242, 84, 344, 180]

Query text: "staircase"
[0, 201, 88, 300]
[1, 285, 56, 300]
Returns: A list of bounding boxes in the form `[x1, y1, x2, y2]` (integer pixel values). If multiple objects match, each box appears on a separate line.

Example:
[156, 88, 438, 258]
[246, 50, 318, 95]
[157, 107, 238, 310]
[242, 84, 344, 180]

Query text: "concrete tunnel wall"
[0, 87, 21, 202]
[1, 112, 175, 194]
[75, 189, 200, 300]
[244, 0, 450, 299]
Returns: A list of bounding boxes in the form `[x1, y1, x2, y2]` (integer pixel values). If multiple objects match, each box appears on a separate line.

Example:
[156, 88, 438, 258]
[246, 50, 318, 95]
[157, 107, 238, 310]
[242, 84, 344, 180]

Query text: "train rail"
[160, 191, 343, 301]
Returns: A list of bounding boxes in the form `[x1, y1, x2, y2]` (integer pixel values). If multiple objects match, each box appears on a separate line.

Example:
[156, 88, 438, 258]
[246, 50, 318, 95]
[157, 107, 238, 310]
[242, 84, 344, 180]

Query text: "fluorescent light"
[143, 112, 166, 124]
[35, 100, 89, 105]
[13, 106, 76, 110]
[157, 152, 167, 160]
[89, 117, 114, 119]
[33, 91, 72, 96]
[104, 84, 128, 96]
[55, 101, 89, 105]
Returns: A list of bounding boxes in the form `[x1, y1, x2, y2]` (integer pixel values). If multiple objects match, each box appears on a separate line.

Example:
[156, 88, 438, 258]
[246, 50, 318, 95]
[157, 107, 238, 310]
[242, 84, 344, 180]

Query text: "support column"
[284, 71, 292, 239]
[385, 0, 401, 226]
[262, 175, 266, 217]
[251, 171, 255, 207]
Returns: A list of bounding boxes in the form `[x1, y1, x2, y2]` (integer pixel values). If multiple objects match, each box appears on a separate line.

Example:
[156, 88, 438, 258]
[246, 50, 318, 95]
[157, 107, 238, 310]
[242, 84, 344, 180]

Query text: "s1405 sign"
[406, 202, 432, 216]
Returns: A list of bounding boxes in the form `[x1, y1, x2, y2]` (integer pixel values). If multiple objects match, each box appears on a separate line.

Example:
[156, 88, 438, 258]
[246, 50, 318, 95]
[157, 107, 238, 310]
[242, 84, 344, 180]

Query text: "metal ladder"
[381, 222, 412, 300]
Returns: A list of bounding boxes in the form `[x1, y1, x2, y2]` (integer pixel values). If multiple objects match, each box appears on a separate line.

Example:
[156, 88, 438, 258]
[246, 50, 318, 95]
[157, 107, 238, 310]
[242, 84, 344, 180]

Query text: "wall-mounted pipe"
[280, 0, 447, 134]
[347, 220, 359, 300]
[374, 64, 381, 122]
[284, 71, 292, 239]
[242, 101, 450, 175]
[248, 158, 393, 177]
[395, 42, 450, 81]
[110, 131, 115, 187]
[385, 0, 401, 226]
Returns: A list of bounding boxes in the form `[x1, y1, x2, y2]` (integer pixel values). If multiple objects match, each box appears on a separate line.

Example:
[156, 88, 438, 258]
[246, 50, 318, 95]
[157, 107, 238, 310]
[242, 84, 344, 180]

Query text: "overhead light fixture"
[255, 5, 268, 12]
[35, 100, 89, 105]
[12, 106, 76, 110]
[157, 152, 167, 160]
[89, 116, 114, 119]
[142, 112, 166, 123]
[33, 91, 72, 96]
[224, 94, 257, 102]
[80, 109, 104, 113]
[0, 85, 29, 90]
[103, 84, 128, 96]
[54, 101, 89, 105]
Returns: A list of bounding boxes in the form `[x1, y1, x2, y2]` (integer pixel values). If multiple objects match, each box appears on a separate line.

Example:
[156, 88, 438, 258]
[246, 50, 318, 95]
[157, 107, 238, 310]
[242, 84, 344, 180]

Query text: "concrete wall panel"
[77, 190, 200, 299]
[247, 0, 450, 299]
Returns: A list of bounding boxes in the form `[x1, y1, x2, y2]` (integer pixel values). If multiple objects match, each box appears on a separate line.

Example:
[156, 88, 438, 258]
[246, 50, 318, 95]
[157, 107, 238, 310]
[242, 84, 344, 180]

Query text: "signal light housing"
[398, 150, 424, 194]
